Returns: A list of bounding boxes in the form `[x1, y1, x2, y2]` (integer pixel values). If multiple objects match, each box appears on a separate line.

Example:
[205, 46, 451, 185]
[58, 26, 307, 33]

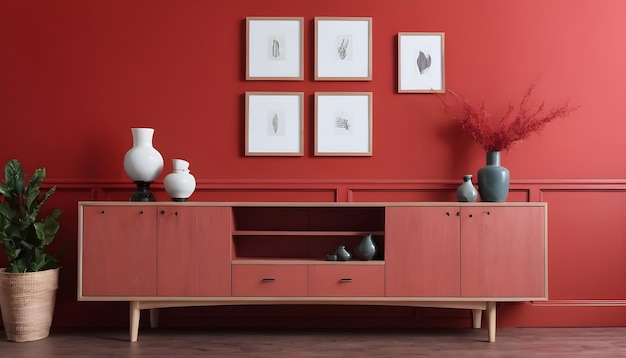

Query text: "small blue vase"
[477, 151, 510, 202]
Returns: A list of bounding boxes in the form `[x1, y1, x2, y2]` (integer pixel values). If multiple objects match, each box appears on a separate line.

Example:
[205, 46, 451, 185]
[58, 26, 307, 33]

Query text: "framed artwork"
[398, 32, 445, 93]
[315, 92, 373, 156]
[245, 92, 304, 156]
[314, 17, 372, 81]
[246, 17, 304, 80]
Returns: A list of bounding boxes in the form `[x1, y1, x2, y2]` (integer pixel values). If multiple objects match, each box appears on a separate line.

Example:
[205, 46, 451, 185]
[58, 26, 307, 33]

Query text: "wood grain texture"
[232, 264, 308, 296]
[308, 265, 384, 296]
[460, 206, 546, 298]
[81, 206, 157, 297]
[157, 206, 231, 297]
[1, 327, 625, 357]
[385, 206, 461, 296]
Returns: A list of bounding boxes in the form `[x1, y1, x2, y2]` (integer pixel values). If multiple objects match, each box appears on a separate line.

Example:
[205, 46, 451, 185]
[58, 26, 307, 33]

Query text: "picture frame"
[246, 17, 304, 81]
[398, 32, 445, 93]
[245, 92, 304, 156]
[314, 17, 372, 81]
[315, 92, 373, 156]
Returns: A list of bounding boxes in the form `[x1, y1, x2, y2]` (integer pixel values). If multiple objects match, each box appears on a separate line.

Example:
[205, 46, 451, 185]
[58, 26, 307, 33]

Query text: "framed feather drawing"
[246, 17, 304, 81]
[245, 92, 304, 156]
[398, 32, 445, 93]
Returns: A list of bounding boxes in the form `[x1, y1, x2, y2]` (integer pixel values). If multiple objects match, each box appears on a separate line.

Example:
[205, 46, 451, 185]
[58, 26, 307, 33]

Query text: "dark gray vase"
[477, 152, 510, 202]
[335, 245, 352, 261]
[353, 234, 377, 261]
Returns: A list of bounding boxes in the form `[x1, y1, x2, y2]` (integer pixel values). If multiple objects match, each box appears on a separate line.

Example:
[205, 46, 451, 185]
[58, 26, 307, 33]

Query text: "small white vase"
[123, 128, 164, 183]
[164, 159, 196, 202]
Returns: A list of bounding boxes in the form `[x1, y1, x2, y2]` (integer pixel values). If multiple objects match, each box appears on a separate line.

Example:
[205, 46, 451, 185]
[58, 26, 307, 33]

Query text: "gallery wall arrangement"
[1, 0, 626, 331]
[245, 17, 374, 157]
[244, 17, 442, 157]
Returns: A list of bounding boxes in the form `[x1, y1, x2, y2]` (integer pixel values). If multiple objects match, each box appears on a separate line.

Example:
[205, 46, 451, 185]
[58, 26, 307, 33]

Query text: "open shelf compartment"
[231, 206, 385, 262]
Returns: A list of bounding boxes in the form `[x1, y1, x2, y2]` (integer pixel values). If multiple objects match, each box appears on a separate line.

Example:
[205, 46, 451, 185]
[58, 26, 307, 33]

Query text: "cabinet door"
[385, 206, 461, 297]
[460, 206, 546, 298]
[81, 206, 157, 297]
[157, 206, 231, 296]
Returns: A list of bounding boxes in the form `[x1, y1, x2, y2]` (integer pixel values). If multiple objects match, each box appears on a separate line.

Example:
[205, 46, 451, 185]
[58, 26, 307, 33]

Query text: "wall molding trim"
[48, 178, 626, 202]
[49, 178, 626, 185]
[532, 300, 626, 307]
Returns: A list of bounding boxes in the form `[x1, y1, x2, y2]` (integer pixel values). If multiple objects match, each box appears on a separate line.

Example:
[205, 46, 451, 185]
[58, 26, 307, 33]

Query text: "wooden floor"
[0, 327, 625, 357]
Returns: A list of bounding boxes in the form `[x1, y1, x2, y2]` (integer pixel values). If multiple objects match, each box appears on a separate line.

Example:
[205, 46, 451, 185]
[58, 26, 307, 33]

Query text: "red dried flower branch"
[441, 82, 579, 152]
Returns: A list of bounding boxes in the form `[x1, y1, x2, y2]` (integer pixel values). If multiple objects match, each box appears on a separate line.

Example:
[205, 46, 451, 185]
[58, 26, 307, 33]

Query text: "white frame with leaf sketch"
[245, 92, 304, 156]
[246, 17, 304, 81]
[398, 32, 445, 93]
[315, 92, 372, 156]
[314, 17, 372, 81]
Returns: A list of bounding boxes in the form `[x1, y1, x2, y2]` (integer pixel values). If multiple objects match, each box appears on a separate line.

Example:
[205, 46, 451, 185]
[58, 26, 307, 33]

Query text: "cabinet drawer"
[232, 264, 307, 297]
[309, 265, 384, 297]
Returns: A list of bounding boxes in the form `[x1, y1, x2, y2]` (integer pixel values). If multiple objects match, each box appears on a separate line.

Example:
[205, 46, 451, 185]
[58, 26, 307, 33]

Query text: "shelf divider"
[233, 230, 385, 236]
[231, 259, 385, 265]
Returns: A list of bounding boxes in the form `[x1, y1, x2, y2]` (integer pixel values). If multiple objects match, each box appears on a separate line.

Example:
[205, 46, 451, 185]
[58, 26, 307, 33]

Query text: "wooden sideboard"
[77, 201, 548, 342]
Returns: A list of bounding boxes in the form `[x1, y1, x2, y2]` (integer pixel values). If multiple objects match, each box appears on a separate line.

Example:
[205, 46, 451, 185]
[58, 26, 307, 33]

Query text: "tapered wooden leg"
[487, 301, 496, 343]
[472, 309, 482, 329]
[150, 308, 159, 328]
[130, 301, 140, 342]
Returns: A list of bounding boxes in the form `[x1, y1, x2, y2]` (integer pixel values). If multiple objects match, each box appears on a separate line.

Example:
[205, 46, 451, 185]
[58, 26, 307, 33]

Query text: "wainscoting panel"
[541, 189, 626, 300]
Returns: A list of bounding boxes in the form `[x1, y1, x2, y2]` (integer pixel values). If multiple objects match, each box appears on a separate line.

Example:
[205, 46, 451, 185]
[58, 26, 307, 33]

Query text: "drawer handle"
[262, 278, 275, 282]
[340, 278, 353, 283]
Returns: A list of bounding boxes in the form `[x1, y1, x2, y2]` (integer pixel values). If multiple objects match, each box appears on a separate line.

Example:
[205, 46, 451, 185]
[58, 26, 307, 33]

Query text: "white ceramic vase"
[164, 159, 196, 202]
[123, 128, 164, 201]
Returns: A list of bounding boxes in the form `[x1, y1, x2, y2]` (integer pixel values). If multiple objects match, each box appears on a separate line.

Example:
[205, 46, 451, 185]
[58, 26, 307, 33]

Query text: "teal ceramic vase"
[477, 151, 510, 202]
[456, 174, 478, 202]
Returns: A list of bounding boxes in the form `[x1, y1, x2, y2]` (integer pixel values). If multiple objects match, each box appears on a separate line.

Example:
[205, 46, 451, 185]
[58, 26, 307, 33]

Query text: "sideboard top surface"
[78, 201, 547, 208]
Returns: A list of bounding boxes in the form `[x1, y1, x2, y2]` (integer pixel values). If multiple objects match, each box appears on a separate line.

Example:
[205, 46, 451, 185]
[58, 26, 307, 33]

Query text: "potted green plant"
[0, 159, 62, 342]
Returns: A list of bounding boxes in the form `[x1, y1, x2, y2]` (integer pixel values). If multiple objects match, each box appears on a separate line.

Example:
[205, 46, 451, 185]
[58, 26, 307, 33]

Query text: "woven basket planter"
[0, 268, 59, 342]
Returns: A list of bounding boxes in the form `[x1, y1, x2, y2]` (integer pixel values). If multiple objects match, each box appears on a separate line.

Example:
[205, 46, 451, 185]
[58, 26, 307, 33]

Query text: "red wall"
[1, 0, 626, 329]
